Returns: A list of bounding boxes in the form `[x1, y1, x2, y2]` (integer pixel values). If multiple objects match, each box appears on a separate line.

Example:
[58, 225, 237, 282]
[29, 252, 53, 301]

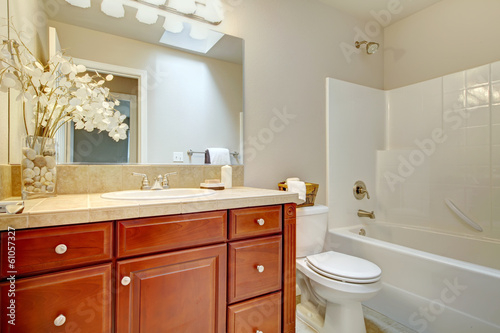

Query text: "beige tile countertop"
[0, 187, 300, 231]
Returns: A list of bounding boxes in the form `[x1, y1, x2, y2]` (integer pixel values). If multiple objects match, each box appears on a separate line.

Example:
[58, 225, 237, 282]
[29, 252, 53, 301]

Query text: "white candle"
[221, 165, 232, 189]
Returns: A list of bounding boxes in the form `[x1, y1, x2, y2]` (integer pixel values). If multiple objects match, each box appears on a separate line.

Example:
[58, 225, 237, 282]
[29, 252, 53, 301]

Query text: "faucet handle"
[162, 172, 177, 189]
[353, 180, 370, 200]
[132, 172, 151, 190]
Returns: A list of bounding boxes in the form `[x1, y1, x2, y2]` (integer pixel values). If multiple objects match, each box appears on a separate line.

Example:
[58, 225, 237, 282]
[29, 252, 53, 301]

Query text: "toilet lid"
[306, 251, 381, 284]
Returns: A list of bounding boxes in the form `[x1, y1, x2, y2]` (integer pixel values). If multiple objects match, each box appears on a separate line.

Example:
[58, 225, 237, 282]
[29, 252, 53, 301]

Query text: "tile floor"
[296, 306, 417, 333]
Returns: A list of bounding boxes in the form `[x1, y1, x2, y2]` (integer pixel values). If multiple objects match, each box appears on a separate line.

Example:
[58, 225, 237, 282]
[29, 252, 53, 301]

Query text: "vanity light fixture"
[355, 40, 380, 55]
[66, 0, 224, 26]
[101, 0, 125, 18]
[65, 0, 91, 8]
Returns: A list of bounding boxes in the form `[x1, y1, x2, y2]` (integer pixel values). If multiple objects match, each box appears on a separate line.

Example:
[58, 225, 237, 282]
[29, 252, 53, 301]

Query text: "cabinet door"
[116, 244, 227, 333]
[0, 264, 112, 333]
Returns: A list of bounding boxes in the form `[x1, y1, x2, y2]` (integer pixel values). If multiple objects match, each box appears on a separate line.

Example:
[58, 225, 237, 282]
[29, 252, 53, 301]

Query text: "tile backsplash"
[3, 164, 243, 199]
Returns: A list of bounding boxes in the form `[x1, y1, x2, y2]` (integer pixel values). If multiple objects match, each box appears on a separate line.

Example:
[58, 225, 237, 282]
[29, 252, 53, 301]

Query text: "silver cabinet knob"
[55, 244, 67, 255]
[256, 330, 263, 333]
[54, 314, 66, 327]
[256, 265, 265, 273]
[121, 276, 131, 286]
[256, 218, 265, 226]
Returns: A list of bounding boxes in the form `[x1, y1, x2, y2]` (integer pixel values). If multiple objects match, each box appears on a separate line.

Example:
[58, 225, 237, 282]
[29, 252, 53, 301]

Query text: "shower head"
[355, 40, 380, 55]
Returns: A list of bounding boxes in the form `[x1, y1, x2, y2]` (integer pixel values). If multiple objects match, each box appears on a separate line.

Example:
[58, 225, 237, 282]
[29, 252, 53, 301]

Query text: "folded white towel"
[208, 148, 231, 165]
[286, 178, 306, 201]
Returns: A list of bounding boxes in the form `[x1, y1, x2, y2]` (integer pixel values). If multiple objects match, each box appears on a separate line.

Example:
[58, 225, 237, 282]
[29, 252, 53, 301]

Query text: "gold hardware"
[353, 180, 370, 200]
[357, 210, 375, 219]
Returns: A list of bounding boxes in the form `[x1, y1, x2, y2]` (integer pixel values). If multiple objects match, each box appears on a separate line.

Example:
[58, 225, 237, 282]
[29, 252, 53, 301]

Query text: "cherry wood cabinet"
[228, 235, 282, 304]
[0, 264, 112, 333]
[229, 205, 282, 240]
[0, 203, 296, 332]
[117, 211, 227, 258]
[0, 222, 112, 278]
[227, 292, 282, 333]
[116, 244, 226, 333]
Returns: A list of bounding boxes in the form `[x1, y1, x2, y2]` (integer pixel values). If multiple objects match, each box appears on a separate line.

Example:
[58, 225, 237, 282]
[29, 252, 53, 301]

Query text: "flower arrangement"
[0, 37, 129, 142]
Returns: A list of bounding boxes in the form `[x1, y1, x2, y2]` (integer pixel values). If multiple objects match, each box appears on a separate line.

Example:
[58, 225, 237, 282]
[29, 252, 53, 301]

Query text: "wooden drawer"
[117, 210, 227, 258]
[227, 292, 282, 333]
[0, 222, 113, 278]
[228, 235, 282, 304]
[229, 205, 282, 240]
[0, 264, 112, 333]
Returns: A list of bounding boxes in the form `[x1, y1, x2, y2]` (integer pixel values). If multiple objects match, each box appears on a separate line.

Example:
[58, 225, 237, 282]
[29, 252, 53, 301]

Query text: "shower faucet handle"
[353, 180, 370, 200]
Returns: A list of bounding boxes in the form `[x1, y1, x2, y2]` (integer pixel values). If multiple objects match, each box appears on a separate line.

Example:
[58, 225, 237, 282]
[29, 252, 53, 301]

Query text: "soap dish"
[200, 183, 225, 190]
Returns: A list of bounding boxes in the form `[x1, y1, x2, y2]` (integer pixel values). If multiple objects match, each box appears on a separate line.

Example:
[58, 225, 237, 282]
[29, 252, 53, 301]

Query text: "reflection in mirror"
[7, 0, 244, 165]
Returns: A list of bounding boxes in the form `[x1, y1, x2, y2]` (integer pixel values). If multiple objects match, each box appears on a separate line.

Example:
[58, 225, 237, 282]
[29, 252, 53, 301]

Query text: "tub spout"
[358, 209, 375, 219]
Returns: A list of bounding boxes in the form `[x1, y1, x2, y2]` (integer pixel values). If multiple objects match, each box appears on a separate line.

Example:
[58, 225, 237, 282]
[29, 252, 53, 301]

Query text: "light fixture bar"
[133, 0, 222, 25]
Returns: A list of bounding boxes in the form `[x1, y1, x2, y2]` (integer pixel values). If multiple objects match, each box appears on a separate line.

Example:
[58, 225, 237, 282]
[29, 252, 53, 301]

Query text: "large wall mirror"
[6, 0, 243, 165]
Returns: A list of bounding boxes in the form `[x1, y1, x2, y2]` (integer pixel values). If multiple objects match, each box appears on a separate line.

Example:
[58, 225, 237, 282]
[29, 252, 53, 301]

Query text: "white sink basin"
[101, 188, 216, 200]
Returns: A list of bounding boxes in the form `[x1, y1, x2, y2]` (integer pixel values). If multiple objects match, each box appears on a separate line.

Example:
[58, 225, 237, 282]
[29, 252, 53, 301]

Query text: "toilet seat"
[305, 251, 381, 284]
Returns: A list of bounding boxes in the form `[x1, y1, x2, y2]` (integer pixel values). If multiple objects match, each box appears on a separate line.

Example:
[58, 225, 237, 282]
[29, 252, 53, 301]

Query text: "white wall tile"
[443, 90, 466, 111]
[387, 79, 443, 149]
[466, 106, 490, 127]
[492, 125, 500, 145]
[492, 104, 500, 124]
[491, 61, 500, 82]
[466, 126, 490, 146]
[466, 64, 490, 87]
[466, 85, 490, 108]
[443, 71, 465, 92]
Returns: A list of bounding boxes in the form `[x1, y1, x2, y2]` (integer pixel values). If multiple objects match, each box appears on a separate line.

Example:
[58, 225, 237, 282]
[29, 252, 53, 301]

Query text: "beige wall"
[7, 0, 48, 164]
[384, 0, 500, 89]
[218, 0, 384, 203]
[0, 0, 8, 166]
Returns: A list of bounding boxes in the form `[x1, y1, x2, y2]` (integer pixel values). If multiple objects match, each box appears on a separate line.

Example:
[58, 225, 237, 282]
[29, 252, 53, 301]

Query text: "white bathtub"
[325, 223, 500, 333]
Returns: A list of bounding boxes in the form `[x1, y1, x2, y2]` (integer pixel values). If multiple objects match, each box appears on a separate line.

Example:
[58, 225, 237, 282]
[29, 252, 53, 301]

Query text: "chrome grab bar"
[444, 198, 483, 232]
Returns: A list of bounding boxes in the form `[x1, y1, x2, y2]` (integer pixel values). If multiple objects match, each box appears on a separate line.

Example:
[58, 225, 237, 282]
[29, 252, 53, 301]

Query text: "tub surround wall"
[379, 62, 500, 240]
[5, 165, 244, 198]
[326, 79, 386, 229]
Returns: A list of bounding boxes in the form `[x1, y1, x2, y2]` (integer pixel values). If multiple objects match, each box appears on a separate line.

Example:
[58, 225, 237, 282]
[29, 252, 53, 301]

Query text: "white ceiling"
[318, 0, 443, 24]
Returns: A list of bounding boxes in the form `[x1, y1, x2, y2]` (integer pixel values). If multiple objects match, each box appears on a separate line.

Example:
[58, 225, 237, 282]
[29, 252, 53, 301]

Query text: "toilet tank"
[296, 204, 329, 258]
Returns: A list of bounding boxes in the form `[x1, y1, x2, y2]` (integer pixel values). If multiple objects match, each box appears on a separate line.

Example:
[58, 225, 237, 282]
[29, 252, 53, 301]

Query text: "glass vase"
[21, 135, 57, 199]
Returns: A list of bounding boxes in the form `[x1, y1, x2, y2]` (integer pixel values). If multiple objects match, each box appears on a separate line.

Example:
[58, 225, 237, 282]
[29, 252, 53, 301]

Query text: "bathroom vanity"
[0, 188, 298, 333]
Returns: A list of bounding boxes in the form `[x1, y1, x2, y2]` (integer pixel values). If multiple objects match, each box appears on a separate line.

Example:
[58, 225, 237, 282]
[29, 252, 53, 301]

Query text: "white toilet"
[295, 205, 382, 333]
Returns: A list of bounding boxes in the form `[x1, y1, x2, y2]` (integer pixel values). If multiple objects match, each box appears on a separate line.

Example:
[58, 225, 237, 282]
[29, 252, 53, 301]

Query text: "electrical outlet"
[173, 152, 183, 162]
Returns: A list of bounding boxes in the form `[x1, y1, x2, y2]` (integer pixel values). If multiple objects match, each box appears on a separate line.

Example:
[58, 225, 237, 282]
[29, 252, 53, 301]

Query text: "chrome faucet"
[357, 209, 375, 219]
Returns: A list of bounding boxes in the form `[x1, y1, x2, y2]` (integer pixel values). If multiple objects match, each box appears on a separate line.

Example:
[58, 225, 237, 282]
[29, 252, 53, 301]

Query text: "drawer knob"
[55, 244, 68, 255]
[121, 276, 131, 286]
[256, 330, 263, 333]
[256, 265, 265, 273]
[256, 218, 265, 226]
[54, 314, 66, 327]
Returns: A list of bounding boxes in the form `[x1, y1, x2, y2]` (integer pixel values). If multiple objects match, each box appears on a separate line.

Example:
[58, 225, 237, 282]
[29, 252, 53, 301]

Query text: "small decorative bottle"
[221, 165, 232, 189]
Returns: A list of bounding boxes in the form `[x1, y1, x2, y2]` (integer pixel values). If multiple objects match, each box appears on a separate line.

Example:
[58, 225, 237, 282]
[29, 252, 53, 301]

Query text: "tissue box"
[278, 182, 319, 207]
